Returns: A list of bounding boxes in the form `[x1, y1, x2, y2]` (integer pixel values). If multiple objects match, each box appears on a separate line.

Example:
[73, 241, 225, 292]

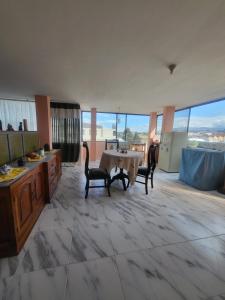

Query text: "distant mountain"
[189, 127, 225, 132]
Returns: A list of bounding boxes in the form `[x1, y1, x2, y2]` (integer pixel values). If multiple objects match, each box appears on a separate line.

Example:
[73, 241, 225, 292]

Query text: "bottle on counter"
[39, 148, 45, 157]
[18, 122, 23, 131]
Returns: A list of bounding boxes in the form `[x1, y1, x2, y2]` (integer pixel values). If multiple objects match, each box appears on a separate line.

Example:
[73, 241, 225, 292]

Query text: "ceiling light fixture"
[168, 64, 176, 75]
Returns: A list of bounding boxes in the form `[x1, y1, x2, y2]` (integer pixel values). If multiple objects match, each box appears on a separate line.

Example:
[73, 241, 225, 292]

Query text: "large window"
[156, 115, 162, 139]
[116, 114, 126, 141]
[126, 114, 149, 143]
[188, 100, 225, 142]
[173, 109, 190, 132]
[82, 111, 91, 141]
[0, 99, 37, 131]
[96, 113, 116, 141]
[82, 111, 150, 143]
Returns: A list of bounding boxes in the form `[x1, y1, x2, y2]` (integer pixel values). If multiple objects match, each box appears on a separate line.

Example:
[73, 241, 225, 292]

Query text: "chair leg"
[107, 179, 111, 197]
[127, 180, 130, 188]
[104, 179, 106, 187]
[145, 176, 148, 195]
[85, 179, 89, 199]
[151, 175, 154, 188]
[122, 178, 127, 191]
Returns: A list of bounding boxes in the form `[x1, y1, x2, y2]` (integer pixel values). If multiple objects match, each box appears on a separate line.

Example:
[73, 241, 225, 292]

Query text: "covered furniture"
[179, 147, 225, 190]
[100, 150, 143, 190]
[83, 142, 111, 199]
[133, 144, 156, 194]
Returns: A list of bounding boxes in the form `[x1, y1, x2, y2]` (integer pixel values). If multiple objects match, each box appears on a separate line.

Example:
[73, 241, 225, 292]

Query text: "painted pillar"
[35, 95, 52, 149]
[149, 112, 157, 144]
[90, 107, 96, 161]
[162, 106, 175, 133]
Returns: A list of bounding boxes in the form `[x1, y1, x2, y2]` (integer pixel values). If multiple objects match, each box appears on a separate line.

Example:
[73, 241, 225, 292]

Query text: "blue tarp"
[179, 148, 225, 191]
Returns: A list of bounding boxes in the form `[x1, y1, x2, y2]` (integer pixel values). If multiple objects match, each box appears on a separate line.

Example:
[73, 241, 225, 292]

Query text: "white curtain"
[0, 99, 37, 131]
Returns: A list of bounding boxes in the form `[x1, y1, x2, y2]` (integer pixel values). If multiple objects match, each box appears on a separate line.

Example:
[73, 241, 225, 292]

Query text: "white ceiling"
[1, 0, 225, 114]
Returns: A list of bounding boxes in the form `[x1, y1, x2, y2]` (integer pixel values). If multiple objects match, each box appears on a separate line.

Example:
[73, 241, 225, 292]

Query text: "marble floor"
[1, 165, 225, 300]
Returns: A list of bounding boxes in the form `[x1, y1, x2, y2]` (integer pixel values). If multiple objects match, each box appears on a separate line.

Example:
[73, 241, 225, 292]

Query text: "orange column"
[149, 112, 157, 144]
[162, 106, 175, 133]
[90, 108, 96, 161]
[35, 95, 52, 149]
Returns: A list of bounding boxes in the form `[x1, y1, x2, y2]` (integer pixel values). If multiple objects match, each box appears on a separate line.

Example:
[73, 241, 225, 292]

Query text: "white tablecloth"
[99, 150, 143, 184]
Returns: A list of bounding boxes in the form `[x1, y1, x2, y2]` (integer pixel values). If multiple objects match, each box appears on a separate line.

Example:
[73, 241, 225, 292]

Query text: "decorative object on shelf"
[44, 143, 50, 151]
[17, 157, 26, 167]
[0, 120, 2, 131]
[7, 124, 14, 131]
[18, 122, 23, 131]
[23, 119, 28, 131]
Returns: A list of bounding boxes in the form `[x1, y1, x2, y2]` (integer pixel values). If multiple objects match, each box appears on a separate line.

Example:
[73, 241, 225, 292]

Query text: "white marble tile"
[210, 295, 225, 300]
[20, 228, 72, 272]
[65, 257, 124, 300]
[107, 218, 152, 254]
[0, 249, 26, 280]
[69, 222, 114, 263]
[165, 212, 214, 240]
[68, 199, 107, 226]
[1, 266, 67, 300]
[116, 236, 225, 300]
[31, 208, 74, 233]
[135, 215, 188, 247]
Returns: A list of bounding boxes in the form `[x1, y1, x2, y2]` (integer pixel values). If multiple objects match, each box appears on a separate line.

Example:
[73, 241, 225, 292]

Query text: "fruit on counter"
[26, 152, 41, 159]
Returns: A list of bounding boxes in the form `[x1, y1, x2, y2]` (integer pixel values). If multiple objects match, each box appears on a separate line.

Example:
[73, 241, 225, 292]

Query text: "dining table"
[99, 149, 144, 190]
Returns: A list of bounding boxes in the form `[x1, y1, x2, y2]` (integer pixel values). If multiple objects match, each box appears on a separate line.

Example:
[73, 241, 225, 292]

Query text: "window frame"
[81, 110, 150, 142]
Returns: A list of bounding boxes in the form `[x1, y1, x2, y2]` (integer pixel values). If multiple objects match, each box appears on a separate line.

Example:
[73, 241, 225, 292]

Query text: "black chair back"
[83, 142, 89, 177]
[105, 139, 119, 150]
[147, 144, 156, 173]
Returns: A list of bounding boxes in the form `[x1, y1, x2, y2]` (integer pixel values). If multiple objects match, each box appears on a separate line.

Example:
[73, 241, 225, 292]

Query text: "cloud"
[175, 116, 225, 129]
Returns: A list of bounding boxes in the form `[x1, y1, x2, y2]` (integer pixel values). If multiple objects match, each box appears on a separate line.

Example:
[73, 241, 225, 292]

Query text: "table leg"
[110, 168, 129, 191]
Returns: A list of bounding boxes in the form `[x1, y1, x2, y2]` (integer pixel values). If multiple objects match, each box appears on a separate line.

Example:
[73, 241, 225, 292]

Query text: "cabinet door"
[55, 151, 62, 178]
[11, 175, 34, 237]
[33, 166, 45, 209]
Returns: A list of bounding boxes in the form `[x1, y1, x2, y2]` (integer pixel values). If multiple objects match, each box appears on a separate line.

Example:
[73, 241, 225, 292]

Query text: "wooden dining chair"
[134, 144, 156, 194]
[83, 142, 111, 199]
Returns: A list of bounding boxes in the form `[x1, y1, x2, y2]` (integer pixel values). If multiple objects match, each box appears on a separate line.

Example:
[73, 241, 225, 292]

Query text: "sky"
[83, 112, 150, 132]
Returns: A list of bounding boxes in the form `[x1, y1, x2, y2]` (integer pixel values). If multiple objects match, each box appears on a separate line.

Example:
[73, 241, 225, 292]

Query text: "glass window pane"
[188, 100, 225, 142]
[82, 111, 91, 141]
[156, 115, 162, 139]
[173, 109, 190, 132]
[0, 99, 37, 131]
[126, 114, 150, 144]
[96, 113, 116, 141]
[116, 114, 126, 142]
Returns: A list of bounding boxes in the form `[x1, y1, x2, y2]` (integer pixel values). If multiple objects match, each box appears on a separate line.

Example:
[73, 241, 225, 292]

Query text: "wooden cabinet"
[0, 150, 61, 257]
[44, 150, 62, 202]
[11, 172, 35, 248]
